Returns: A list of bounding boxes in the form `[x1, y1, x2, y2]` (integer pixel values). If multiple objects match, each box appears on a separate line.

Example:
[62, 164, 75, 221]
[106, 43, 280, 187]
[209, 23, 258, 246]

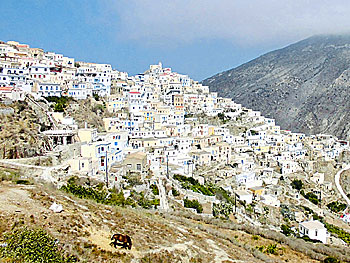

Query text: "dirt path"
[0, 183, 47, 214]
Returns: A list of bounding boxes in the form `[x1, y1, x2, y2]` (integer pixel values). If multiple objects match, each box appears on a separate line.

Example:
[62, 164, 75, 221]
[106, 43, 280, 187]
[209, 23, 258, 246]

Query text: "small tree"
[291, 179, 303, 191]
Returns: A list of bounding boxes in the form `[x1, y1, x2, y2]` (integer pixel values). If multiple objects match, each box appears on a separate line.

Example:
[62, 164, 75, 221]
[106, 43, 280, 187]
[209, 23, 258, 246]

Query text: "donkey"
[110, 234, 132, 250]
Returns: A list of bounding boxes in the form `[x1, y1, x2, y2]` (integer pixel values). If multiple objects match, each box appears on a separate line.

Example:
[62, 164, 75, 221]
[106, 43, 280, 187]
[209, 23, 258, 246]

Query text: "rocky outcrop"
[203, 35, 350, 139]
[0, 98, 52, 159]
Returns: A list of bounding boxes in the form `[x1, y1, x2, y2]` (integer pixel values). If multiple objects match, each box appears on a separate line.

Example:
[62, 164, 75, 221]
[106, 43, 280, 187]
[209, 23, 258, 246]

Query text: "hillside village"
[1, 39, 350, 251]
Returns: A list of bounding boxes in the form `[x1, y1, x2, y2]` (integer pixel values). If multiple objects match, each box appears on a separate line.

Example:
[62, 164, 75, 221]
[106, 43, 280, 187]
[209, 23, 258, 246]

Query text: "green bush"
[174, 174, 198, 185]
[0, 227, 77, 262]
[252, 235, 259, 240]
[256, 243, 281, 255]
[291, 179, 303, 191]
[62, 178, 159, 210]
[46, 96, 72, 112]
[323, 256, 340, 263]
[150, 184, 159, 195]
[15, 179, 32, 185]
[184, 198, 203, 213]
[0, 168, 20, 182]
[214, 187, 234, 203]
[302, 191, 320, 205]
[281, 224, 293, 236]
[135, 192, 159, 209]
[325, 222, 350, 244]
[265, 244, 278, 255]
[217, 113, 225, 120]
[173, 174, 215, 196]
[54, 103, 65, 112]
[213, 202, 233, 218]
[327, 201, 347, 213]
[171, 188, 180, 196]
[62, 178, 129, 207]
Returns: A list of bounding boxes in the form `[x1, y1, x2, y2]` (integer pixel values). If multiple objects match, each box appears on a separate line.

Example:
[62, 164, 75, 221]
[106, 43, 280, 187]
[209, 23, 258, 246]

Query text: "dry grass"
[1, 180, 347, 262]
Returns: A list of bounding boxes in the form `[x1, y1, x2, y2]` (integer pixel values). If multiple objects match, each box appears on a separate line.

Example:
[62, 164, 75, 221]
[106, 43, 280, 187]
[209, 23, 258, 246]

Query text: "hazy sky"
[2, 0, 350, 80]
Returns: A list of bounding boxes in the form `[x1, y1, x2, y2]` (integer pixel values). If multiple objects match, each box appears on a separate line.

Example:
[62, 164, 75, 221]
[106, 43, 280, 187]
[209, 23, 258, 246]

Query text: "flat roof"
[300, 220, 325, 230]
[235, 190, 251, 196]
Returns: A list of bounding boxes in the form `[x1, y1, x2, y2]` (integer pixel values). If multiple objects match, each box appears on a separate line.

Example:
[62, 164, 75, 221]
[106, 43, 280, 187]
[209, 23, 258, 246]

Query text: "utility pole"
[163, 146, 169, 178]
[105, 151, 109, 188]
[166, 151, 169, 179]
[234, 192, 237, 214]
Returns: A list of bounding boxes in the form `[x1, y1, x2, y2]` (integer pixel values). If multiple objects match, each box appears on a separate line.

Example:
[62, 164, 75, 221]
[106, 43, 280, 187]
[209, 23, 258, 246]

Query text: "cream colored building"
[68, 156, 98, 176]
[78, 128, 98, 143]
[123, 152, 148, 173]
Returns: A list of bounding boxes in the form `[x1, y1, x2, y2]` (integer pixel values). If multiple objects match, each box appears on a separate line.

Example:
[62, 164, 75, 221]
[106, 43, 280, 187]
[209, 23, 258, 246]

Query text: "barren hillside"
[203, 35, 350, 140]
[1, 169, 350, 262]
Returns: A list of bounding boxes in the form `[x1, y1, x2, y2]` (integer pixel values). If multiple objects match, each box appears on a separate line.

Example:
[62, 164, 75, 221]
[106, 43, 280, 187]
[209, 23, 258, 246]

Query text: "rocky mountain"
[203, 35, 350, 140]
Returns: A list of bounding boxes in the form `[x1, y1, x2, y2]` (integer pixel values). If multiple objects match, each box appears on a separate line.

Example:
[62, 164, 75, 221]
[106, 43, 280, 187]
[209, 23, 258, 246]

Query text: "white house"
[0, 86, 25, 101]
[310, 172, 325, 185]
[37, 83, 62, 97]
[235, 190, 253, 204]
[299, 220, 329, 243]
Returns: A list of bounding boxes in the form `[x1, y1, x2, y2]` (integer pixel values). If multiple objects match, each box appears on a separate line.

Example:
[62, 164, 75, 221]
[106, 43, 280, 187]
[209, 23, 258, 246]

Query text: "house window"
[315, 230, 318, 236]
[81, 163, 85, 168]
[136, 164, 141, 170]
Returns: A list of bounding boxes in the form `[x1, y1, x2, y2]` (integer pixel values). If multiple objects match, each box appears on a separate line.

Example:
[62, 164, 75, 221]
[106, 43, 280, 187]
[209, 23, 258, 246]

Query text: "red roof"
[129, 92, 140, 94]
[0, 86, 14, 91]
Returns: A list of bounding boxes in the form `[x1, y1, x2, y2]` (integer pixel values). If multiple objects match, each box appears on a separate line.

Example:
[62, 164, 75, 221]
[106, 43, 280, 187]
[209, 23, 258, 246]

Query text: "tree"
[54, 103, 65, 112]
[291, 179, 303, 191]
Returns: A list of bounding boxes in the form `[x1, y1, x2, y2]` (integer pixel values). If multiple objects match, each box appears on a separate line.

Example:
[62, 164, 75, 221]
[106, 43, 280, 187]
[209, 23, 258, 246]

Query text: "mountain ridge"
[202, 34, 350, 140]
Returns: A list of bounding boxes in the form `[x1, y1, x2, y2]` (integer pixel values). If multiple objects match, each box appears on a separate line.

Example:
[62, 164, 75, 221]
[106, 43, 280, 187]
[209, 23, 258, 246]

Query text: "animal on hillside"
[110, 234, 132, 250]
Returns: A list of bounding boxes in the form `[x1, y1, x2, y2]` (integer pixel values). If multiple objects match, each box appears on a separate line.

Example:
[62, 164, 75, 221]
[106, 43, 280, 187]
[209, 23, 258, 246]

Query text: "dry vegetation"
[0, 169, 349, 262]
[65, 97, 114, 132]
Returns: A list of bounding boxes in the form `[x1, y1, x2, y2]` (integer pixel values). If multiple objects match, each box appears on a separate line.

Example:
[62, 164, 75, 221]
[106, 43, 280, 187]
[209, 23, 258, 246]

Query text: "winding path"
[157, 178, 169, 211]
[334, 164, 350, 207]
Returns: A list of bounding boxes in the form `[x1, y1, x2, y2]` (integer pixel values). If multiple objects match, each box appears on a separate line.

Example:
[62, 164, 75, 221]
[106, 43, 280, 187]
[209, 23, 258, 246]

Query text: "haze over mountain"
[203, 35, 350, 140]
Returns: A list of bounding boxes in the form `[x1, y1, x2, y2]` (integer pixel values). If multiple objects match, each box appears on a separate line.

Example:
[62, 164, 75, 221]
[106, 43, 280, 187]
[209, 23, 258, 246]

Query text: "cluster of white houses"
[1, 40, 349, 244]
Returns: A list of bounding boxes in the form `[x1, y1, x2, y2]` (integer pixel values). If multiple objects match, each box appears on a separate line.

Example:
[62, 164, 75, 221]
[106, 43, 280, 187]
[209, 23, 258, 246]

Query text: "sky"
[2, 0, 350, 80]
